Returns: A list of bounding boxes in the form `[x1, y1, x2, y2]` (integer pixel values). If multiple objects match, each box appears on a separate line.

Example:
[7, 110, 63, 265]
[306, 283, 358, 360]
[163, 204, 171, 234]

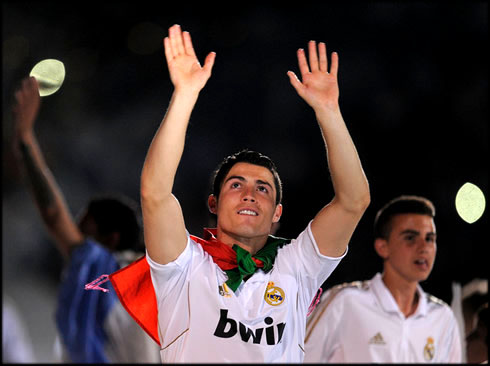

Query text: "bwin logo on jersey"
[213, 309, 286, 345]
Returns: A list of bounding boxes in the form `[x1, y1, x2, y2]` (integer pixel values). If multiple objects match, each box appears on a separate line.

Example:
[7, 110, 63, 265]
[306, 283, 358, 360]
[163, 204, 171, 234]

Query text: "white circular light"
[455, 182, 486, 224]
[29, 59, 65, 96]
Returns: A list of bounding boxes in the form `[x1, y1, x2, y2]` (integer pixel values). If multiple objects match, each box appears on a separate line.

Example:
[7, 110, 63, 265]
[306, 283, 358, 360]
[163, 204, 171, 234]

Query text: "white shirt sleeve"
[275, 221, 347, 315]
[146, 233, 205, 348]
[146, 233, 194, 303]
[443, 309, 463, 363]
[103, 301, 161, 362]
[304, 288, 344, 363]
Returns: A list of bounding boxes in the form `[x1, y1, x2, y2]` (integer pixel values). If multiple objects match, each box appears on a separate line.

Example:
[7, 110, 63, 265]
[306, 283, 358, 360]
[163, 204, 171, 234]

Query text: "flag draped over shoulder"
[109, 255, 160, 345]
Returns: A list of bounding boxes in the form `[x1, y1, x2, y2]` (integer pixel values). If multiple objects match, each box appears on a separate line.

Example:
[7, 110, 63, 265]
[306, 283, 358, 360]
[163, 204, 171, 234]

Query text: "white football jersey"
[147, 222, 346, 363]
[304, 273, 462, 363]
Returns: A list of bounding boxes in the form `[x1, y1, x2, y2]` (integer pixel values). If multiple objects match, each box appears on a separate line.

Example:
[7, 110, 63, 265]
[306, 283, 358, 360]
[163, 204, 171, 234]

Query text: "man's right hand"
[164, 24, 216, 94]
[13, 77, 41, 139]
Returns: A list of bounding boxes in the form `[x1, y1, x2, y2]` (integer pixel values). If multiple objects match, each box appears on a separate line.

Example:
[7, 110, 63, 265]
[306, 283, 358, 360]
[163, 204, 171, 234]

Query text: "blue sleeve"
[55, 239, 120, 363]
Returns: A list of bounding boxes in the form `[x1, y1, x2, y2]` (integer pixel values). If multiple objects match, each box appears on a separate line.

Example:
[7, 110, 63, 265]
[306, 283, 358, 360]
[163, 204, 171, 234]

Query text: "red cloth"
[109, 256, 160, 345]
[108, 229, 263, 346]
[190, 228, 263, 269]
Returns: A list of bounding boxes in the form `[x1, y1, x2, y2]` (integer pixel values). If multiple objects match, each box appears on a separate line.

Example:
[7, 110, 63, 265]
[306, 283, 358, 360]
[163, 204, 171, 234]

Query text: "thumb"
[287, 71, 304, 95]
[202, 52, 216, 74]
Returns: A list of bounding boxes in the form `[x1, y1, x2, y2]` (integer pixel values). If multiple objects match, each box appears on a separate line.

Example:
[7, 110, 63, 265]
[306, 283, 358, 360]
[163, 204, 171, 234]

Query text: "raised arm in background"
[12, 77, 84, 261]
[288, 41, 370, 258]
[140, 24, 216, 264]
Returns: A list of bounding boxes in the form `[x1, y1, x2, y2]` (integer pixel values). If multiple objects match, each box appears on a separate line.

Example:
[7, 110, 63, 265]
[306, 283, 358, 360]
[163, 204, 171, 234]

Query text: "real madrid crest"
[423, 336, 435, 361]
[264, 281, 285, 306]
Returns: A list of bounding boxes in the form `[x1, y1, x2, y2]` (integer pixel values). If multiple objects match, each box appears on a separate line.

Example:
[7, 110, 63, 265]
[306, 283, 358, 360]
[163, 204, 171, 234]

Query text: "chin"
[236, 223, 271, 238]
[414, 272, 432, 283]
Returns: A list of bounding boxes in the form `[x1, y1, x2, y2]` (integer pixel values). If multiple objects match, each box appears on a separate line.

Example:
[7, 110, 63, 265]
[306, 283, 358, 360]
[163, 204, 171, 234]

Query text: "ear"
[374, 238, 389, 259]
[272, 204, 283, 223]
[208, 194, 218, 214]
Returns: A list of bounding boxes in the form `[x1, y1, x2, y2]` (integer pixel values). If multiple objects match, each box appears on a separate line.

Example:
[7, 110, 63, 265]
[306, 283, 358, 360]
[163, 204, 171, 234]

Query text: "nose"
[417, 238, 433, 252]
[241, 187, 256, 202]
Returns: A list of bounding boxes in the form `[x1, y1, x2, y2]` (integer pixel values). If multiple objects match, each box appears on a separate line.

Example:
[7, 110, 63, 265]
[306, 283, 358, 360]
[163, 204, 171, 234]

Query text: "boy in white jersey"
[140, 24, 370, 362]
[304, 195, 462, 363]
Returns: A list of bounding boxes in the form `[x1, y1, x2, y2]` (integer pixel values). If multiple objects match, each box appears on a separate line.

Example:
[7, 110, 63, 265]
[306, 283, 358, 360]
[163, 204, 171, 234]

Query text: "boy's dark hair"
[374, 195, 435, 239]
[212, 149, 283, 206]
[86, 195, 142, 252]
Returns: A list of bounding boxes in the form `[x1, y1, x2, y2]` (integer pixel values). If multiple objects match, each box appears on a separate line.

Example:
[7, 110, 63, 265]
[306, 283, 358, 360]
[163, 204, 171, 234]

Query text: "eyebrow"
[225, 175, 274, 190]
[400, 229, 420, 236]
[399, 229, 436, 237]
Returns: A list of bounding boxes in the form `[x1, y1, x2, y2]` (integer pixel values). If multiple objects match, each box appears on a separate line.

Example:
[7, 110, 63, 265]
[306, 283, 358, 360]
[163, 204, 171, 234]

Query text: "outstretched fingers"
[301, 41, 338, 76]
[164, 25, 201, 63]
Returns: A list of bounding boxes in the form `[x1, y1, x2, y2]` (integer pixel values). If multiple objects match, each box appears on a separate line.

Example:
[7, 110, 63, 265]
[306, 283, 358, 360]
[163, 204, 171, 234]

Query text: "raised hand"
[164, 24, 216, 94]
[12, 76, 41, 138]
[287, 41, 339, 111]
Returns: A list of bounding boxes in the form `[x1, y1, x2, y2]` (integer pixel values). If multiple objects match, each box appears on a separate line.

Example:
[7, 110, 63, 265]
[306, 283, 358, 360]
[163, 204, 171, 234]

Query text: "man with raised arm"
[11, 77, 160, 363]
[138, 24, 370, 362]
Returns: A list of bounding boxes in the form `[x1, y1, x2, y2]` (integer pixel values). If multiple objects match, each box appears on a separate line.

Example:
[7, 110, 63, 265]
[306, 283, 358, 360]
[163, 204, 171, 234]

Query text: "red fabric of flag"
[109, 256, 160, 346]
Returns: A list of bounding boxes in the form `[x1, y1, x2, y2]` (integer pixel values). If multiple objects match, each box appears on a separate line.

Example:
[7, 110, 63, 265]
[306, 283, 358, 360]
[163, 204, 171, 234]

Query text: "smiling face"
[208, 162, 282, 249]
[375, 213, 437, 285]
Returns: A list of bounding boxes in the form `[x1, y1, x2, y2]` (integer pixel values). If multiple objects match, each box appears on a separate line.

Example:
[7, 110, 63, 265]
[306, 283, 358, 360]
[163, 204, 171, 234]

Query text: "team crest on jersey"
[218, 283, 232, 298]
[264, 281, 285, 306]
[423, 336, 435, 361]
[368, 332, 386, 345]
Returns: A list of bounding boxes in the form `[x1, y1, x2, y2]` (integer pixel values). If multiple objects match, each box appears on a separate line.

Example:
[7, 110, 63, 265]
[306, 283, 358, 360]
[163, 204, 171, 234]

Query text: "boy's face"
[376, 213, 437, 284]
[209, 162, 282, 243]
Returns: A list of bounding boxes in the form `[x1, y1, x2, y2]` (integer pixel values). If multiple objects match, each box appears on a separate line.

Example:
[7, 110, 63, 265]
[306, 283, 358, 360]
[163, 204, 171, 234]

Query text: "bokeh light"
[29, 59, 65, 96]
[455, 182, 486, 224]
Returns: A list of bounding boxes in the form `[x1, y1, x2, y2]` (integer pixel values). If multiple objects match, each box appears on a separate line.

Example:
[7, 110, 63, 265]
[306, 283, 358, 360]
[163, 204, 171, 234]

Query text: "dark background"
[2, 2, 487, 361]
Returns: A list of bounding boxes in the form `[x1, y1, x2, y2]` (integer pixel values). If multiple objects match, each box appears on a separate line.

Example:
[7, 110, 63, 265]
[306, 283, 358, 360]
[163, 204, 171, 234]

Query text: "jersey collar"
[371, 272, 428, 318]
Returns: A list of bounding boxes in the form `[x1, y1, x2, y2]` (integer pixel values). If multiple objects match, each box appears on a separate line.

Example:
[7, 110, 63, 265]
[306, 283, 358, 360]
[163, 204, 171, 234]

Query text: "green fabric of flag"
[225, 236, 291, 291]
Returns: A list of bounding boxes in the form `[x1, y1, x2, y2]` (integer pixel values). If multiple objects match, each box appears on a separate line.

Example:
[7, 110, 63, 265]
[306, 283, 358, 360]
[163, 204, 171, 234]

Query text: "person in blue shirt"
[11, 76, 160, 363]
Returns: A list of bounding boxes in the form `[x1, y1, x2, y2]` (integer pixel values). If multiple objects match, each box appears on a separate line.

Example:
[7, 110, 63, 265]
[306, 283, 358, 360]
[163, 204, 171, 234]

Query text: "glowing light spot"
[29, 59, 65, 97]
[455, 182, 485, 224]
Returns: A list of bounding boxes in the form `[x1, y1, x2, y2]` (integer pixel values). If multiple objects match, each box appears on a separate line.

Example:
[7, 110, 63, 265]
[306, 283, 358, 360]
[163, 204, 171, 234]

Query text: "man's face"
[378, 214, 437, 284]
[210, 162, 282, 243]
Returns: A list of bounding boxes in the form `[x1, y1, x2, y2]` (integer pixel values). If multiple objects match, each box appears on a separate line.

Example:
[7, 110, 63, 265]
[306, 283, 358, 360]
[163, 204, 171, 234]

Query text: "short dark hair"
[374, 195, 435, 239]
[212, 149, 283, 205]
[85, 195, 141, 251]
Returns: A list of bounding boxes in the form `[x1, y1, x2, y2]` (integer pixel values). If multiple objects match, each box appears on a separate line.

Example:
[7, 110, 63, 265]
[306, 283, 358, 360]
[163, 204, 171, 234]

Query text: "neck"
[381, 270, 419, 317]
[216, 227, 268, 255]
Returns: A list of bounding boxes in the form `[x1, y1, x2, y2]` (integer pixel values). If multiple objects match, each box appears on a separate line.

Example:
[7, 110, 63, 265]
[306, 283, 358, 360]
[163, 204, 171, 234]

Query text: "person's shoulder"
[426, 293, 449, 307]
[425, 293, 457, 319]
[322, 279, 371, 306]
[307, 280, 371, 331]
